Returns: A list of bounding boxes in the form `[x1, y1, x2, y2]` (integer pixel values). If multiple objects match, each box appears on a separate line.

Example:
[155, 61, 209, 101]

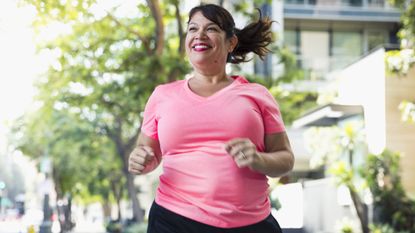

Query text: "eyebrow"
[187, 22, 219, 27]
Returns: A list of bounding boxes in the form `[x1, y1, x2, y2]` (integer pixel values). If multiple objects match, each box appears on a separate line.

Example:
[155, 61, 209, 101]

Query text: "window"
[332, 31, 363, 69]
[284, 30, 299, 54]
[367, 30, 387, 51]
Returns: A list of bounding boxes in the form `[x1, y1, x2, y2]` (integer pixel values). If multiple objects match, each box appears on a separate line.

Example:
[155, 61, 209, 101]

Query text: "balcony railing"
[296, 55, 359, 80]
[283, 0, 401, 22]
[285, 0, 392, 8]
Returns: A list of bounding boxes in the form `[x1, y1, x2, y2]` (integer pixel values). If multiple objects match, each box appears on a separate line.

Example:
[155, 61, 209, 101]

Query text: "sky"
[0, 0, 39, 152]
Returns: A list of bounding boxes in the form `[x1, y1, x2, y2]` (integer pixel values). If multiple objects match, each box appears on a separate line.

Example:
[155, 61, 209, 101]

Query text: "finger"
[130, 162, 145, 172]
[224, 138, 246, 149]
[224, 139, 251, 153]
[140, 146, 155, 156]
[129, 167, 143, 175]
[130, 154, 146, 165]
[129, 163, 145, 174]
[131, 147, 155, 163]
[228, 146, 244, 157]
[138, 146, 155, 162]
[234, 156, 250, 168]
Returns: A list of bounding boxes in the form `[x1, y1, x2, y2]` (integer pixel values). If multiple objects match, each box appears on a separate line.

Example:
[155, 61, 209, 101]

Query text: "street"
[0, 219, 105, 233]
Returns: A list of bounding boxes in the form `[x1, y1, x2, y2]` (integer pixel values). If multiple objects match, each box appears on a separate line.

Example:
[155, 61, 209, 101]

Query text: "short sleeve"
[259, 88, 286, 134]
[141, 87, 160, 140]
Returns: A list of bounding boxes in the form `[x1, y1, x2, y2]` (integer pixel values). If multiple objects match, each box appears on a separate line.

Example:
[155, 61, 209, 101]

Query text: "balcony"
[284, 0, 401, 22]
[296, 55, 359, 80]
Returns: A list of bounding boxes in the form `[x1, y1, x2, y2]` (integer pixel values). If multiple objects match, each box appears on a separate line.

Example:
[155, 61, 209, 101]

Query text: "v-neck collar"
[184, 75, 245, 101]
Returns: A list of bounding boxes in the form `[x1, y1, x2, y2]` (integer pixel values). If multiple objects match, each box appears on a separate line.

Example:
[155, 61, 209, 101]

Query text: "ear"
[228, 35, 238, 53]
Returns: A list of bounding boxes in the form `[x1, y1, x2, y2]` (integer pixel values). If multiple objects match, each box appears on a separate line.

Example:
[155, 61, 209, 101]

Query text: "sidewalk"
[70, 220, 105, 233]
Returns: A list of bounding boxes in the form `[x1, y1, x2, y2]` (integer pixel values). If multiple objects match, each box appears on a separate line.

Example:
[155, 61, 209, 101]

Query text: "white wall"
[335, 48, 386, 154]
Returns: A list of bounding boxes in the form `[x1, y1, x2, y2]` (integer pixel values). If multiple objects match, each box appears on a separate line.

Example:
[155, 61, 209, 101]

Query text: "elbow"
[287, 151, 295, 172]
[269, 151, 295, 178]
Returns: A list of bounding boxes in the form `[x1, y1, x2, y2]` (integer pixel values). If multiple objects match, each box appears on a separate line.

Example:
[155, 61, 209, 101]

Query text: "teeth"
[193, 45, 209, 49]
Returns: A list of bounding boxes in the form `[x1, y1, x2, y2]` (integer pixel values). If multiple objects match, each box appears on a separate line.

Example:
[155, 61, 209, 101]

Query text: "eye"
[207, 27, 219, 32]
[188, 27, 197, 32]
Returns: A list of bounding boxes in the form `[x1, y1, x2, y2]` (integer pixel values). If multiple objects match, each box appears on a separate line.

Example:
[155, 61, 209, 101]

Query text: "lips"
[192, 43, 211, 52]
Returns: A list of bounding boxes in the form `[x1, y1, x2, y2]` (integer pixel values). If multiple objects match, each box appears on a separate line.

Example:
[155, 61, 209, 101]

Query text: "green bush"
[361, 150, 415, 232]
[123, 222, 147, 233]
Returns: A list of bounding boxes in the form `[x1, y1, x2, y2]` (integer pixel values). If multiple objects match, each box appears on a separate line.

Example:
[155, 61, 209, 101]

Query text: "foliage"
[389, 0, 415, 49]
[360, 150, 415, 232]
[308, 123, 415, 233]
[335, 217, 360, 233]
[11, 108, 121, 203]
[123, 222, 148, 233]
[386, 0, 415, 123]
[0, 152, 25, 201]
[18, 0, 190, 222]
[385, 49, 415, 76]
[307, 122, 369, 233]
[398, 100, 415, 123]
[268, 86, 318, 126]
[232, 0, 272, 18]
[305, 122, 365, 169]
[369, 224, 410, 233]
[106, 220, 123, 233]
[274, 46, 306, 84]
[305, 126, 342, 169]
[105, 220, 147, 233]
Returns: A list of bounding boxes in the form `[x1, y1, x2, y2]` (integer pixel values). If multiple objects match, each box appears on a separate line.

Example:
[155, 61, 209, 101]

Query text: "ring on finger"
[239, 151, 248, 160]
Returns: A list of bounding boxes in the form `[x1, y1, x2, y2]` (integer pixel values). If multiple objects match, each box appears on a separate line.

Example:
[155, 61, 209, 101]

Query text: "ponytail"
[229, 10, 274, 64]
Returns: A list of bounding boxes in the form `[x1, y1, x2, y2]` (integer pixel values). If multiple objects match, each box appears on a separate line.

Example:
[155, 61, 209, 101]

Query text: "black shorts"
[147, 201, 283, 233]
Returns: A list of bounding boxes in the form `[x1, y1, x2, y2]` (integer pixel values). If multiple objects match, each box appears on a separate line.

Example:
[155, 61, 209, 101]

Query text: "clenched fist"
[128, 145, 157, 175]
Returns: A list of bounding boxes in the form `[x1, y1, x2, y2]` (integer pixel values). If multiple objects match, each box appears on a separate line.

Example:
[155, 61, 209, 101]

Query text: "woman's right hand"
[128, 145, 156, 175]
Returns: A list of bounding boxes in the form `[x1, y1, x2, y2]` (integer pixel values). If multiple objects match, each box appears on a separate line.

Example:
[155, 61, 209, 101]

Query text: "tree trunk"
[126, 171, 144, 222]
[111, 179, 123, 221]
[108, 120, 144, 223]
[147, 0, 164, 56]
[349, 187, 369, 233]
[102, 201, 112, 221]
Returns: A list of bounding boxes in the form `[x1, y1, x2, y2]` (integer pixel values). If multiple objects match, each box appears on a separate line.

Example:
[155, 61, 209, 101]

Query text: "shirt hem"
[154, 197, 271, 228]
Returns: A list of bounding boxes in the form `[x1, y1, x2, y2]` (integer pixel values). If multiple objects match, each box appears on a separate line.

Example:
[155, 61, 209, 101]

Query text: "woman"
[128, 3, 294, 233]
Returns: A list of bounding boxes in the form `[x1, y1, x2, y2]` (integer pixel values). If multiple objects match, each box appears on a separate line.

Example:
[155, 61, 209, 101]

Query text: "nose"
[195, 29, 207, 39]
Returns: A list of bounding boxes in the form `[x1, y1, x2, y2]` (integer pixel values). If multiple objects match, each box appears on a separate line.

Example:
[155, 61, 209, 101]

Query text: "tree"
[306, 122, 369, 233]
[361, 150, 415, 232]
[19, 0, 190, 223]
[12, 107, 124, 231]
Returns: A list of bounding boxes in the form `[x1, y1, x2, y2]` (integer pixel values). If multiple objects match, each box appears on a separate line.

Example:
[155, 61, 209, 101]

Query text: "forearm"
[252, 150, 294, 177]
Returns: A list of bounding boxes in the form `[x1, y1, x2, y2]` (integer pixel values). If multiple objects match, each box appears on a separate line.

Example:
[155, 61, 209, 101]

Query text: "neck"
[192, 70, 230, 84]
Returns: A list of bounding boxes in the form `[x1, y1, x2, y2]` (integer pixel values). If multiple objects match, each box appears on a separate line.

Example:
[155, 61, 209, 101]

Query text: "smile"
[192, 43, 211, 51]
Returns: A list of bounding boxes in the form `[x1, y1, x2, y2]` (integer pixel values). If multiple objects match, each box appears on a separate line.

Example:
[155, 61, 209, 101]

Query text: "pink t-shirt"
[141, 76, 285, 228]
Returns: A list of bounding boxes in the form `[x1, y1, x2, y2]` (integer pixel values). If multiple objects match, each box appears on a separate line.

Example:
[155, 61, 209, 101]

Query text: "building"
[282, 0, 401, 80]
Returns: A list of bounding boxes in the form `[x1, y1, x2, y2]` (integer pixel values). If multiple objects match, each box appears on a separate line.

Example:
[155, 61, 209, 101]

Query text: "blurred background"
[0, 0, 414, 233]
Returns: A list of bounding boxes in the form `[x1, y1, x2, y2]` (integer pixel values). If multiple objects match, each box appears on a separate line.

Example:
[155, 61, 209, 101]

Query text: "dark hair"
[188, 4, 273, 64]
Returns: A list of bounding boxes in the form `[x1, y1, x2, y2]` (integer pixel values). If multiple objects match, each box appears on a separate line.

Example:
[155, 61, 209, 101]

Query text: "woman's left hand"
[224, 138, 263, 169]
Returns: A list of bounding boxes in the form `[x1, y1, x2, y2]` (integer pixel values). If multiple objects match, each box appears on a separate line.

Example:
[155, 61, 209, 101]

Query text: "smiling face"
[185, 11, 237, 73]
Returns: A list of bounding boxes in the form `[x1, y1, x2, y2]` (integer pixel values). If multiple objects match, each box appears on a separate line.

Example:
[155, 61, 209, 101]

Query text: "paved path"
[0, 219, 105, 233]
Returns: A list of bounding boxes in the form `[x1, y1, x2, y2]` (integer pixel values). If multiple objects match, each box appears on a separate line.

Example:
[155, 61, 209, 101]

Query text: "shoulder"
[156, 79, 185, 91]
[152, 79, 185, 97]
[233, 76, 270, 94]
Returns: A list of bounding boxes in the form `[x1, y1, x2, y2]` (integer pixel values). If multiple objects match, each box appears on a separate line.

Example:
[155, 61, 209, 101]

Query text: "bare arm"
[225, 132, 295, 177]
[128, 133, 162, 175]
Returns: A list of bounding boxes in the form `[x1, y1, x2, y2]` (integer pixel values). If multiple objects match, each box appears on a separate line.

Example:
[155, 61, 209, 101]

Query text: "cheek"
[185, 36, 192, 52]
